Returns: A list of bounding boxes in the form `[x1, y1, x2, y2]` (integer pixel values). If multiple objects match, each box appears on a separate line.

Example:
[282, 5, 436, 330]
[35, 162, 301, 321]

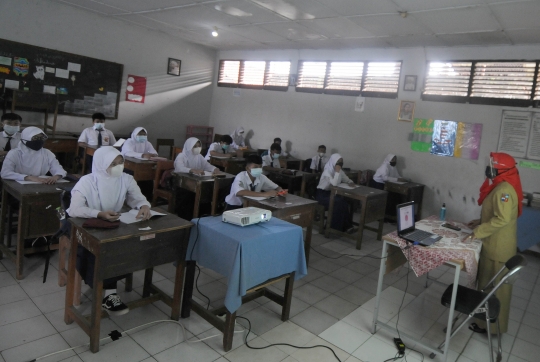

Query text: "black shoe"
[102, 293, 129, 316]
[469, 323, 487, 334]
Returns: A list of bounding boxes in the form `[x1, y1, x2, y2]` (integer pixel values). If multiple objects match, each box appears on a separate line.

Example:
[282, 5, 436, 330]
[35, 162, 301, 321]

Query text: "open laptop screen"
[397, 202, 415, 233]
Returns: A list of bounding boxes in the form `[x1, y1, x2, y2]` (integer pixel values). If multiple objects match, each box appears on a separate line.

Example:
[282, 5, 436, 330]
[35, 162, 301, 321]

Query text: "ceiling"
[54, 0, 540, 51]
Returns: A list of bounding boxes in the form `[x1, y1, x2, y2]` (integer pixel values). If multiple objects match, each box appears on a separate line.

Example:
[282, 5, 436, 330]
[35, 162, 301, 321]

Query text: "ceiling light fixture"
[212, 26, 219, 37]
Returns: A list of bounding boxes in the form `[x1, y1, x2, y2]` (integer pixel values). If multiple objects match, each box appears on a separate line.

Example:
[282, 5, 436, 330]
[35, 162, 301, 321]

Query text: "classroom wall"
[0, 0, 216, 145]
[208, 45, 540, 221]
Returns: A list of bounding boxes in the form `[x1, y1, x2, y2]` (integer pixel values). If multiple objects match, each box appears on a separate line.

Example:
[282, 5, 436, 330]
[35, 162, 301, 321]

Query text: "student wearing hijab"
[229, 127, 245, 150]
[1, 126, 67, 183]
[316, 154, 356, 233]
[370, 154, 402, 189]
[175, 137, 220, 175]
[465, 152, 523, 335]
[67, 146, 151, 316]
[0, 113, 22, 155]
[121, 127, 158, 159]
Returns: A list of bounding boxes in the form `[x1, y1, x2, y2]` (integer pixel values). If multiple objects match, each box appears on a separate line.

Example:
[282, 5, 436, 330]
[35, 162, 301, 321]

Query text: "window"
[264, 61, 291, 90]
[324, 62, 364, 96]
[423, 60, 540, 107]
[217, 60, 240, 87]
[239, 61, 266, 88]
[296, 61, 327, 93]
[362, 61, 402, 98]
[423, 62, 472, 99]
[535, 68, 540, 101]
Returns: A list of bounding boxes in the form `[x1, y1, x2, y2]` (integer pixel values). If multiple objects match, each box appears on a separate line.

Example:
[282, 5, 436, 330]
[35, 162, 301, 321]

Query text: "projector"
[222, 207, 272, 227]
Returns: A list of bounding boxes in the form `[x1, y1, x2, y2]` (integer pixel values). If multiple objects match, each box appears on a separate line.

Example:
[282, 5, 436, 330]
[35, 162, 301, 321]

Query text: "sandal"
[469, 323, 487, 334]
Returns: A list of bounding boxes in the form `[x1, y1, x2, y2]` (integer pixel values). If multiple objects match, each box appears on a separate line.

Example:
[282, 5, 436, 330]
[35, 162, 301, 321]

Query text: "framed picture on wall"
[398, 100, 415, 122]
[167, 58, 181, 76]
[403, 75, 417, 91]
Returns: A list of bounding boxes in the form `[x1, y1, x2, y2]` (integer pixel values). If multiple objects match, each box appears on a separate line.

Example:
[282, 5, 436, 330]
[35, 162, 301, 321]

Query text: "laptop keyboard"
[404, 229, 433, 242]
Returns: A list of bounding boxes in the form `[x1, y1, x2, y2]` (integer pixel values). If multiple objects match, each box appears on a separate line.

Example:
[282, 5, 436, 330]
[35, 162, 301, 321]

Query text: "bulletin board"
[0, 38, 123, 119]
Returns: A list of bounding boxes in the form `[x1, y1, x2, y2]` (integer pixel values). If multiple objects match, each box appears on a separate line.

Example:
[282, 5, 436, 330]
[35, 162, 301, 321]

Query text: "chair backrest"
[173, 147, 183, 159]
[363, 169, 374, 187]
[303, 158, 312, 172]
[482, 254, 527, 292]
[153, 160, 175, 191]
[213, 133, 223, 143]
[156, 138, 175, 159]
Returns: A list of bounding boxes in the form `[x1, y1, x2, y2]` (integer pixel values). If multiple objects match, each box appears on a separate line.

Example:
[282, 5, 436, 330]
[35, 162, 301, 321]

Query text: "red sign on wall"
[125, 74, 146, 103]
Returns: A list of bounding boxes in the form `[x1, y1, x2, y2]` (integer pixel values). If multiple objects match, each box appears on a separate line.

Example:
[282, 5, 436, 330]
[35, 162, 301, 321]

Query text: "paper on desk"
[193, 171, 213, 177]
[337, 183, 359, 190]
[212, 156, 230, 159]
[392, 181, 407, 185]
[113, 138, 126, 147]
[244, 196, 268, 201]
[17, 176, 70, 185]
[119, 209, 166, 224]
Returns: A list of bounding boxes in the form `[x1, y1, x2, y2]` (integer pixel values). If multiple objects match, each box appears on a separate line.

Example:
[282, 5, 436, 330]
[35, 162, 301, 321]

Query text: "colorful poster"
[455, 122, 483, 160]
[0, 66, 10, 75]
[125, 75, 146, 103]
[13, 57, 29, 76]
[431, 120, 457, 157]
[411, 118, 434, 153]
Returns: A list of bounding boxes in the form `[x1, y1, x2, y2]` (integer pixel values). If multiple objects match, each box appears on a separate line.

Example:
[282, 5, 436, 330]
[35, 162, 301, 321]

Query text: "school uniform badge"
[501, 194, 509, 202]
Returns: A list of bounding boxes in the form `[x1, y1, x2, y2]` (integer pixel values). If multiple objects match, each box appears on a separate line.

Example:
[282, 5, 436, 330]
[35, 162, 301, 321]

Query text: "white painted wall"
[1, 0, 216, 145]
[209, 45, 540, 221]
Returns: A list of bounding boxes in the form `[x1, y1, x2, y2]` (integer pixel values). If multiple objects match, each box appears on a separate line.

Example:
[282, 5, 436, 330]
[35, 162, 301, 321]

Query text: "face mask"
[136, 135, 147, 143]
[484, 166, 497, 179]
[319, 152, 325, 157]
[108, 164, 124, 178]
[192, 147, 202, 155]
[94, 123, 104, 130]
[272, 153, 280, 159]
[23, 139, 44, 151]
[222, 144, 229, 151]
[335, 162, 344, 167]
[250, 168, 263, 178]
[4, 125, 19, 135]
[390, 161, 397, 167]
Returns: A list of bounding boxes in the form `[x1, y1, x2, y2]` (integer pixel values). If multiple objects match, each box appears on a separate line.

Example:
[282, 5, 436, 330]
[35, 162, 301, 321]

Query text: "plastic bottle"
[440, 203, 446, 221]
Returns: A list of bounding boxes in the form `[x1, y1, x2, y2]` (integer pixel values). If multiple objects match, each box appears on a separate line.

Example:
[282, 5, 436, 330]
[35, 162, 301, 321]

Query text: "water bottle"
[440, 203, 446, 221]
[56, 206, 66, 220]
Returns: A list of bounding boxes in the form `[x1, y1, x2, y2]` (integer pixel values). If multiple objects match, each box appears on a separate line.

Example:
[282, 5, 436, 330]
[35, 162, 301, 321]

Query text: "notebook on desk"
[396, 202, 441, 246]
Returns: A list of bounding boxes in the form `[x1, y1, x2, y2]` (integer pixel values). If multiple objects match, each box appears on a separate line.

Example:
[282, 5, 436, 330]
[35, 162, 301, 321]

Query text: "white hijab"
[375, 153, 400, 179]
[11, 127, 53, 176]
[126, 126, 148, 153]
[18, 126, 47, 153]
[324, 153, 342, 178]
[73, 146, 129, 212]
[230, 127, 244, 145]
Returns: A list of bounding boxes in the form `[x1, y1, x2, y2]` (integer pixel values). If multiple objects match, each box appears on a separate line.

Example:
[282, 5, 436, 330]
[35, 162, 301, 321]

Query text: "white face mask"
[94, 123, 104, 130]
[192, 147, 202, 155]
[108, 164, 124, 177]
[319, 152, 325, 157]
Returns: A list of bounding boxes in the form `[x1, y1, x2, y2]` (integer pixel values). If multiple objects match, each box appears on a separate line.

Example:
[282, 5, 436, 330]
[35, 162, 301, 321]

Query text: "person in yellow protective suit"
[465, 152, 523, 334]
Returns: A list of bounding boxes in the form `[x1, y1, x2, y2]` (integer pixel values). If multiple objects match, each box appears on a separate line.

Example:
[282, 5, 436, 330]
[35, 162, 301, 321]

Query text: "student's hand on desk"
[142, 153, 153, 159]
[190, 169, 204, 175]
[263, 190, 279, 197]
[466, 219, 481, 229]
[212, 169, 222, 174]
[24, 176, 57, 184]
[348, 182, 355, 187]
[136, 205, 151, 220]
[98, 210, 120, 221]
[462, 232, 476, 243]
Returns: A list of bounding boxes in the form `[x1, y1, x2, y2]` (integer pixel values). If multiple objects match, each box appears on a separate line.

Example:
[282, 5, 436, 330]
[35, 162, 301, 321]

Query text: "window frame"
[217, 59, 291, 92]
[217, 59, 242, 88]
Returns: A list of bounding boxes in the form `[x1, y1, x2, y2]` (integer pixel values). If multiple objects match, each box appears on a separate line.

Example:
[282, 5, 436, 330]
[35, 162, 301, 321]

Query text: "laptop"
[396, 202, 442, 246]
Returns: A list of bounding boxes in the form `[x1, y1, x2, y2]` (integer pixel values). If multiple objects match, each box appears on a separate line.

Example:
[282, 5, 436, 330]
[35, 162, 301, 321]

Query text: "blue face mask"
[272, 153, 280, 159]
[136, 135, 147, 143]
[4, 125, 19, 135]
[93, 123, 104, 130]
[250, 168, 263, 178]
[222, 144, 229, 151]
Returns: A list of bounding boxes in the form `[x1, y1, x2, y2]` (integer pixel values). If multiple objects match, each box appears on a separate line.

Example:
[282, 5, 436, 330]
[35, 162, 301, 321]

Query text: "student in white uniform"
[229, 127, 245, 150]
[204, 134, 233, 161]
[121, 127, 158, 159]
[175, 137, 220, 175]
[370, 154, 402, 189]
[0, 113, 22, 155]
[310, 145, 328, 173]
[262, 143, 283, 172]
[225, 154, 282, 210]
[67, 146, 151, 316]
[78, 112, 117, 148]
[1, 127, 67, 183]
[316, 153, 356, 233]
[262, 137, 288, 157]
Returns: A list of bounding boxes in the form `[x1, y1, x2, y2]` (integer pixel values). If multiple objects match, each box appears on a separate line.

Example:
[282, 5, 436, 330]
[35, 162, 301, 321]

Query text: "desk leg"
[90, 257, 104, 353]
[211, 180, 219, 216]
[171, 260, 186, 321]
[372, 240, 388, 334]
[325, 190, 335, 239]
[223, 312, 236, 352]
[181, 260, 196, 318]
[142, 268, 153, 298]
[0, 188, 7, 259]
[282, 272, 295, 321]
[193, 185, 201, 219]
[15, 201, 25, 280]
[356, 200, 367, 250]
[64, 230, 78, 325]
[376, 218, 384, 241]
[304, 211, 313, 266]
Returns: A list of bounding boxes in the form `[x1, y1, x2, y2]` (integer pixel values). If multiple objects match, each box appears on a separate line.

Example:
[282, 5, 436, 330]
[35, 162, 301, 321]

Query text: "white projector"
[222, 207, 272, 227]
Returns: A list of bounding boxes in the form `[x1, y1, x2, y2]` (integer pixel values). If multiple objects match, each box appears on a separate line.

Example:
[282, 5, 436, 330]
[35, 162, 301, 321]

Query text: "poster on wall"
[125, 74, 146, 103]
[411, 118, 434, 153]
[431, 120, 457, 157]
[526, 112, 540, 161]
[455, 122, 483, 160]
[497, 110, 532, 158]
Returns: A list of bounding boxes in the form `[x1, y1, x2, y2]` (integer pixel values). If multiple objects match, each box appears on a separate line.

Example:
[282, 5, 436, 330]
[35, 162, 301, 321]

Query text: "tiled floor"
[1, 220, 539, 362]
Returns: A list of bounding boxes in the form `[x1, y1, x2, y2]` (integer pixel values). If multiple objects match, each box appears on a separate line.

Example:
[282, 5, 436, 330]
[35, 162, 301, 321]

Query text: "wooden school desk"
[79, 145, 98, 174]
[372, 216, 482, 362]
[343, 169, 362, 184]
[172, 172, 235, 218]
[181, 217, 307, 352]
[279, 157, 303, 170]
[123, 156, 157, 182]
[326, 185, 387, 249]
[384, 181, 425, 221]
[210, 156, 246, 175]
[235, 148, 258, 158]
[64, 211, 193, 353]
[243, 193, 318, 264]
[266, 170, 306, 195]
[0, 180, 74, 279]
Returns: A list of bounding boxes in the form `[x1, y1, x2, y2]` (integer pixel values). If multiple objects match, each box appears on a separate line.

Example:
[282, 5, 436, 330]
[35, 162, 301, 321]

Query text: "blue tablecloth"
[187, 216, 307, 313]
[517, 207, 540, 251]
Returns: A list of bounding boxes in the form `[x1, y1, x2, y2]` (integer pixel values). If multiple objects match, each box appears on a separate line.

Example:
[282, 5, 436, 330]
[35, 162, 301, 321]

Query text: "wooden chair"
[156, 138, 174, 159]
[213, 133, 222, 143]
[152, 160, 176, 212]
[173, 147, 183, 159]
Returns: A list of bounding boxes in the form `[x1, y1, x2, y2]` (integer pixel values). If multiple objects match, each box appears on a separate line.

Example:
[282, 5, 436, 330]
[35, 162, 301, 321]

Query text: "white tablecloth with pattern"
[384, 215, 482, 287]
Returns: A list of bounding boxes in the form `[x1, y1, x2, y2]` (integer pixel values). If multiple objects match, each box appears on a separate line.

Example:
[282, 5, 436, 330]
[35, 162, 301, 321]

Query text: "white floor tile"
[109, 303, 168, 332]
[0, 271, 17, 289]
[60, 317, 119, 354]
[130, 321, 191, 356]
[197, 325, 256, 355]
[351, 334, 395, 362]
[78, 336, 150, 362]
[0, 285, 28, 306]
[319, 321, 371, 354]
[290, 336, 350, 362]
[1, 334, 75, 362]
[0, 315, 56, 351]
[516, 323, 540, 347]
[223, 336, 288, 362]
[0, 299, 42, 326]
[510, 338, 540, 362]
[32, 289, 66, 314]
[237, 305, 284, 336]
[260, 321, 316, 355]
[44, 309, 79, 333]
[177, 312, 214, 336]
[342, 305, 385, 333]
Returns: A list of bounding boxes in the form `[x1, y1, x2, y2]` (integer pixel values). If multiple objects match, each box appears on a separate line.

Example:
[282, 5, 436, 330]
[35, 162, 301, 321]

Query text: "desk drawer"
[273, 210, 312, 228]
[21, 194, 61, 238]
